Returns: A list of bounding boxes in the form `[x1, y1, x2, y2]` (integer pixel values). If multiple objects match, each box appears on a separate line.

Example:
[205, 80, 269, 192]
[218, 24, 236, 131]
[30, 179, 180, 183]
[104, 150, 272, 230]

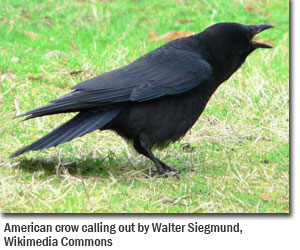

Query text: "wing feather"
[55, 49, 212, 104]
[16, 40, 212, 120]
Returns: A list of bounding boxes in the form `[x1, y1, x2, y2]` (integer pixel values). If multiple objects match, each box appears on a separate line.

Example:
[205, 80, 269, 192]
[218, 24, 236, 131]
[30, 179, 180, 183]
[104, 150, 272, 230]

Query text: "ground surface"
[0, 0, 289, 213]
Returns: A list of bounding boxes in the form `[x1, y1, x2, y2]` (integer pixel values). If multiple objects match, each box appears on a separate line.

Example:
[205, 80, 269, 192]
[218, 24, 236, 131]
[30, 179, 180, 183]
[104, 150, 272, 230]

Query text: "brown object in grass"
[148, 30, 195, 42]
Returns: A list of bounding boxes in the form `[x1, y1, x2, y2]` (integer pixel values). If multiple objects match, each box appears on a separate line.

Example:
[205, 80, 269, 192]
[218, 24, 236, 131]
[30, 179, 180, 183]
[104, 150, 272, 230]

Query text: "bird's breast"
[110, 84, 217, 146]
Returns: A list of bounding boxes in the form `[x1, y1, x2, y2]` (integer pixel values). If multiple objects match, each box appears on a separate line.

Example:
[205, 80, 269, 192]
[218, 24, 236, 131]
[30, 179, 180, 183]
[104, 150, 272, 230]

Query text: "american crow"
[10, 22, 273, 177]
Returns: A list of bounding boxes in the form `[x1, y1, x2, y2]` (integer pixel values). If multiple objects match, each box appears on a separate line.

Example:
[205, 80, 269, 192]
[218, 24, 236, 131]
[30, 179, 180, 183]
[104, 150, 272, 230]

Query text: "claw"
[162, 172, 180, 179]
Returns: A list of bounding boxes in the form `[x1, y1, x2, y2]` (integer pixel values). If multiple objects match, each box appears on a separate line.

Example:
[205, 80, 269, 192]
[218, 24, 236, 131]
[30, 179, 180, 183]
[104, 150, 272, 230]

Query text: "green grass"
[0, 0, 289, 213]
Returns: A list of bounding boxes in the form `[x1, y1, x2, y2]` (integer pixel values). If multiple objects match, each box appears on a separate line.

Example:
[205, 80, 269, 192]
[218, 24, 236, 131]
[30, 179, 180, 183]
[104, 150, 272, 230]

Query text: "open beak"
[250, 24, 274, 49]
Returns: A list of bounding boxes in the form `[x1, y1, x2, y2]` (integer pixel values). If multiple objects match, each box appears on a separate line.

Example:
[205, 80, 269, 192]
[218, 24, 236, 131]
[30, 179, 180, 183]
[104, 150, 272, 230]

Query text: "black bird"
[10, 22, 273, 176]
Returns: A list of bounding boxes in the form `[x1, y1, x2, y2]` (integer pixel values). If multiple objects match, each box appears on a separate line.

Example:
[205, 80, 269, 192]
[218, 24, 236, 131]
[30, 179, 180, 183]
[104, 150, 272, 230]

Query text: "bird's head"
[198, 22, 273, 79]
[247, 24, 274, 50]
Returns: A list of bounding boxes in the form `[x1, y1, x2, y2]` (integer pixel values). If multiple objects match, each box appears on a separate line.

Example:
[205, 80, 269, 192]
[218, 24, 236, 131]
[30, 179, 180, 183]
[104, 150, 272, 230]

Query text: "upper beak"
[250, 24, 274, 49]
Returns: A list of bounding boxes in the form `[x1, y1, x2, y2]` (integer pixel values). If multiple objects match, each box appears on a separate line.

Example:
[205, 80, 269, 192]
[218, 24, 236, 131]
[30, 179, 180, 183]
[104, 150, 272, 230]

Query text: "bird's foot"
[163, 165, 178, 172]
[158, 160, 179, 172]
[161, 171, 180, 179]
[144, 169, 180, 179]
[157, 161, 180, 178]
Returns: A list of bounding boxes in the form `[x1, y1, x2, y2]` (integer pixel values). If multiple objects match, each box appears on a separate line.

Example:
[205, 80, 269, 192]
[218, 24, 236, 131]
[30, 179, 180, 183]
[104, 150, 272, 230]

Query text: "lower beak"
[251, 41, 273, 49]
[250, 24, 274, 49]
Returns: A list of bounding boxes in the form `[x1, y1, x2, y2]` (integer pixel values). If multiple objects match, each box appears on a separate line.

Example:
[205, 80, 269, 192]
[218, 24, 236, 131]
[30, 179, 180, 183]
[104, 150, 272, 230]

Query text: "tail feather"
[10, 109, 119, 158]
[14, 102, 94, 121]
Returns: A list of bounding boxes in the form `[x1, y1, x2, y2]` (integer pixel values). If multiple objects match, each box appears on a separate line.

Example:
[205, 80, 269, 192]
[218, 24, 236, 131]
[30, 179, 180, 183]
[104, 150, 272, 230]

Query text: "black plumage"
[11, 22, 273, 176]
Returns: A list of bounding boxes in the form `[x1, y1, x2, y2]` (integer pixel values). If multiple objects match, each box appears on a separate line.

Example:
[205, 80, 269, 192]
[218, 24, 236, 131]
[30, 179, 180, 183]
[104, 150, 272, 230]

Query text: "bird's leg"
[133, 139, 166, 175]
[157, 159, 178, 172]
[133, 138, 180, 178]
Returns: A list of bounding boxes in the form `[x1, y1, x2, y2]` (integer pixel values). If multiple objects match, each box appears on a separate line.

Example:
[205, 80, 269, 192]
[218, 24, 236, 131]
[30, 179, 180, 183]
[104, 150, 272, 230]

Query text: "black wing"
[16, 46, 212, 120]
[57, 48, 212, 103]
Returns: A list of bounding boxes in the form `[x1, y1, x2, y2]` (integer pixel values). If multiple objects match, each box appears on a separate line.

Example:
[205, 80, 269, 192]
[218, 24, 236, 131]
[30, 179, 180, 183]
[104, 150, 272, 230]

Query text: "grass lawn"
[0, 0, 289, 213]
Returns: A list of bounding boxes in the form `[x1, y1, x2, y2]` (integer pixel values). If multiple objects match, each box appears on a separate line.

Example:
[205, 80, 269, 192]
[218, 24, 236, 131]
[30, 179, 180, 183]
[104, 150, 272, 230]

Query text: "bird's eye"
[245, 27, 253, 40]
[245, 31, 252, 40]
